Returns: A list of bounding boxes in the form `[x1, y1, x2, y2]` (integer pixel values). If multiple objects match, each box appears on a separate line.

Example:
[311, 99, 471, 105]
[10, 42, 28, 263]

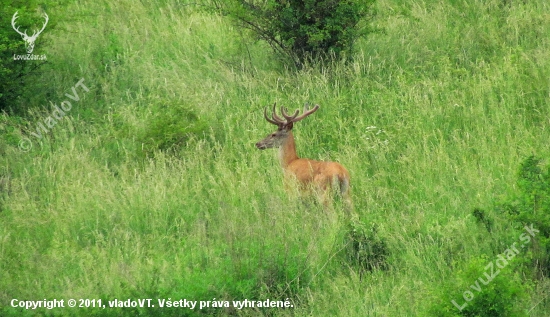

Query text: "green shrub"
[137, 100, 209, 156]
[503, 156, 550, 276]
[342, 221, 389, 276]
[428, 255, 529, 317]
[471, 208, 493, 232]
[216, 0, 376, 68]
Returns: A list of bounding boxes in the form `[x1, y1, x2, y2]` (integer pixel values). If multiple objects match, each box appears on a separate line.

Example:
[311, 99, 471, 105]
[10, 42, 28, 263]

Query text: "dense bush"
[342, 221, 389, 276]
[216, 0, 376, 68]
[137, 100, 209, 156]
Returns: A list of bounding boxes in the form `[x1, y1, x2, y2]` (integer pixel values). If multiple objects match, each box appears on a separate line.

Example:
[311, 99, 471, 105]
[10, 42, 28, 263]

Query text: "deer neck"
[278, 131, 299, 168]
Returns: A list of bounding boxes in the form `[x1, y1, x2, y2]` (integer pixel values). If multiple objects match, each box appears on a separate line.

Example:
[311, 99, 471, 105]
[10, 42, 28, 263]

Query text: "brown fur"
[280, 132, 349, 192]
[257, 126, 351, 207]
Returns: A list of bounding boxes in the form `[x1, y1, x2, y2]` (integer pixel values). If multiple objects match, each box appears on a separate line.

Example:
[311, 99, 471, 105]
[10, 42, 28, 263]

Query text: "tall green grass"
[1, 0, 550, 315]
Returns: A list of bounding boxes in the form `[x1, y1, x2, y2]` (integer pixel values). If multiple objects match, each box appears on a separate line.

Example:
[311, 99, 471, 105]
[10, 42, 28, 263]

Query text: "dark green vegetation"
[0, 0, 52, 111]
[1, 0, 550, 316]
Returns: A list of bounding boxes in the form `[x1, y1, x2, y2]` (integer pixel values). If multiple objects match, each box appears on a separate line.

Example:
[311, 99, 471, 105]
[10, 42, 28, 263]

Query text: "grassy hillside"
[1, 0, 549, 316]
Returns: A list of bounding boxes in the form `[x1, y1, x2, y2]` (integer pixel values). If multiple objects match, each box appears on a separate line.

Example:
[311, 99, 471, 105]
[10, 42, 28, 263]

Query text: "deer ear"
[283, 122, 294, 131]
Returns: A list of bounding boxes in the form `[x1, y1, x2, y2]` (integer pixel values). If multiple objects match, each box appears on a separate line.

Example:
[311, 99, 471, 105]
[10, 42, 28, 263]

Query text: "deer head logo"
[11, 11, 49, 54]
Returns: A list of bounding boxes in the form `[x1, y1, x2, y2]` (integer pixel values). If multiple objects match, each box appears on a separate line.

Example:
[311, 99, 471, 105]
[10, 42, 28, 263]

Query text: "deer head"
[256, 102, 319, 150]
[11, 11, 49, 54]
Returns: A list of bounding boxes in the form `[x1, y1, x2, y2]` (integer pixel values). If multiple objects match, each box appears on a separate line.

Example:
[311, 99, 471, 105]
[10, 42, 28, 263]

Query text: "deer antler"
[283, 103, 319, 123]
[264, 103, 320, 128]
[264, 102, 284, 126]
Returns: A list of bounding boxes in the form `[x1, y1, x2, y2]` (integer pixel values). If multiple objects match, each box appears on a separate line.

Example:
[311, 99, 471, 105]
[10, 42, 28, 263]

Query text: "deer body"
[278, 131, 350, 194]
[256, 103, 351, 206]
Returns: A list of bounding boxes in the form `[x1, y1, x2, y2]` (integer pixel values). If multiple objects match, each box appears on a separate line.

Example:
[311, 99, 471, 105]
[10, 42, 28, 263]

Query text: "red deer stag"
[256, 103, 351, 208]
